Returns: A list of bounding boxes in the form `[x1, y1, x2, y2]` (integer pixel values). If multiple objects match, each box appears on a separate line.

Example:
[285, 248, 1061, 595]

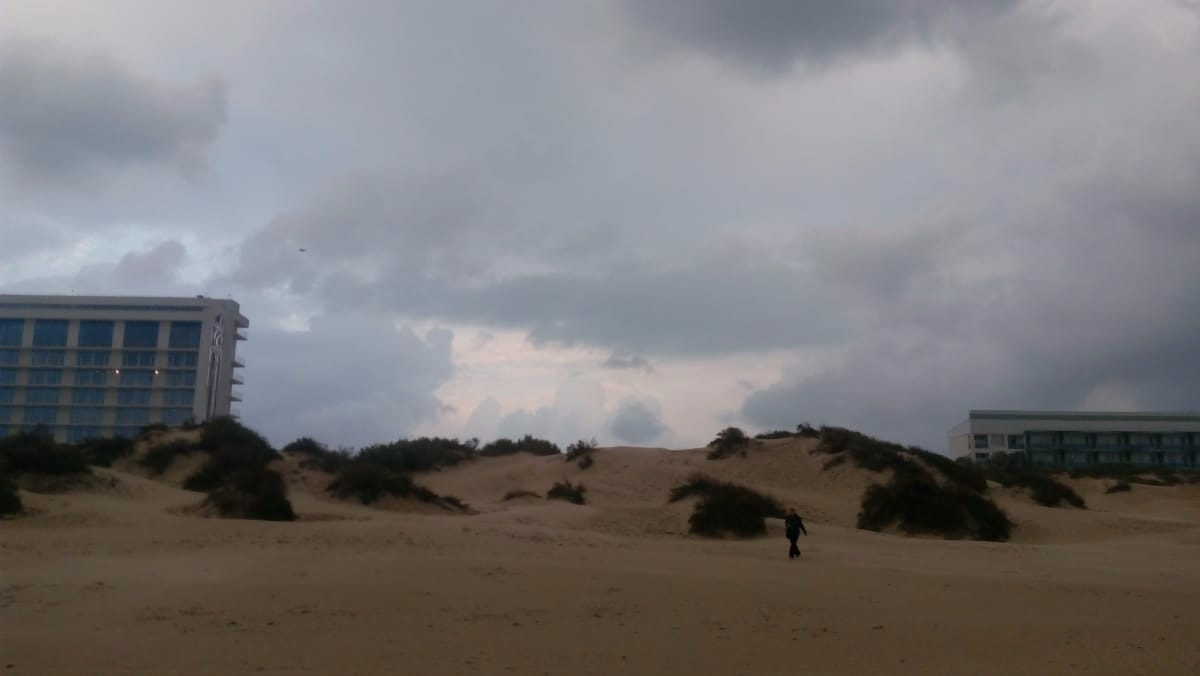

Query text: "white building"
[0, 294, 248, 442]
[948, 410, 1200, 468]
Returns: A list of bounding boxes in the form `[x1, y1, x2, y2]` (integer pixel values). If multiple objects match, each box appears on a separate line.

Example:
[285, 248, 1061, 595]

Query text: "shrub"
[357, 437, 476, 472]
[815, 427, 934, 483]
[0, 473, 21, 516]
[754, 430, 795, 440]
[184, 443, 281, 492]
[795, 423, 820, 439]
[1105, 481, 1132, 494]
[857, 477, 1012, 542]
[502, 489, 542, 500]
[547, 480, 587, 505]
[138, 423, 170, 438]
[0, 429, 90, 476]
[326, 461, 464, 510]
[282, 437, 352, 473]
[565, 439, 597, 469]
[76, 435, 136, 468]
[991, 471, 1086, 509]
[480, 435, 562, 457]
[199, 416, 274, 455]
[707, 426, 750, 459]
[204, 467, 296, 521]
[139, 440, 198, 475]
[668, 473, 784, 538]
[905, 445, 987, 494]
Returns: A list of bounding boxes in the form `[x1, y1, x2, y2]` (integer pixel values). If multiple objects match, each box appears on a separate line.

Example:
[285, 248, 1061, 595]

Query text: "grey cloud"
[624, 0, 1017, 73]
[239, 314, 455, 448]
[0, 38, 226, 183]
[601, 350, 655, 372]
[609, 399, 669, 445]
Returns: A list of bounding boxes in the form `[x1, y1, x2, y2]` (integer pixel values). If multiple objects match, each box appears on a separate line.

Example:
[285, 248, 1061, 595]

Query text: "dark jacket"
[784, 513, 807, 537]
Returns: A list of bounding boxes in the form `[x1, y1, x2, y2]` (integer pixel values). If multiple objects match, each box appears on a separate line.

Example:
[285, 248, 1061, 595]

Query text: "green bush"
[205, 467, 296, 521]
[754, 430, 795, 440]
[668, 473, 785, 538]
[0, 429, 90, 476]
[326, 461, 464, 510]
[76, 435, 136, 468]
[480, 435, 562, 457]
[139, 440, 198, 475]
[199, 417, 274, 455]
[815, 427, 934, 483]
[0, 473, 22, 516]
[184, 443, 281, 492]
[502, 489, 542, 500]
[905, 445, 988, 494]
[795, 423, 820, 439]
[707, 426, 750, 459]
[1105, 481, 1132, 494]
[547, 480, 587, 505]
[857, 477, 1012, 542]
[565, 439, 597, 469]
[357, 437, 476, 472]
[282, 437, 352, 473]
[991, 471, 1086, 509]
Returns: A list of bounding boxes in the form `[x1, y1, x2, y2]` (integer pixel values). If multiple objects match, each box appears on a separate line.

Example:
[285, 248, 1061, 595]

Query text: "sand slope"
[3, 440, 1199, 675]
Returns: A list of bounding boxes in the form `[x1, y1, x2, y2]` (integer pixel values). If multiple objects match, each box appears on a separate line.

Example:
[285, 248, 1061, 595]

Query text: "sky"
[2, 0, 1199, 452]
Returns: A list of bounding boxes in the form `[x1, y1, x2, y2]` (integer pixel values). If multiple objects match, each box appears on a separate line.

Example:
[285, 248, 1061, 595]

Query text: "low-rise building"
[948, 410, 1200, 467]
[0, 294, 247, 442]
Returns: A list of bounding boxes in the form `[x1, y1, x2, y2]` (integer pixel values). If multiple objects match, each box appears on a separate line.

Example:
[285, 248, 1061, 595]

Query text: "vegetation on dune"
[356, 436, 477, 472]
[76, 435, 136, 468]
[0, 473, 22, 516]
[138, 439, 200, 475]
[815, 426, 1014, 541]
[754, 430, 795, 440]
[282, 437, 353, 473]
[707, 426, 750, 459]
[326, 461, 466, 510]
[178, 417, 296, 521]
[668, 473, 785, 538]
[1105, 481, 1132, 494]
[990, 471, 1086, 509]
[502, 489, 542, 501]
[547, 480, 587, 505]
[204, 467, 295, 521]
[565, 438, 598, 469]
[479, 435, 562, 457]
[1067, 464, 1200, 487]
[0, 428, 90, 476]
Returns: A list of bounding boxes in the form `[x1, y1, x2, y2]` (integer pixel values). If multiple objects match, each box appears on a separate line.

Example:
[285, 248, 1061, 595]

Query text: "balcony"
[232, 356, 245, 368]
[230, 388, 243, 402]
[230, 374, 243, 385]
[236, 330, 247, 341]
[235, 314, 249, 329]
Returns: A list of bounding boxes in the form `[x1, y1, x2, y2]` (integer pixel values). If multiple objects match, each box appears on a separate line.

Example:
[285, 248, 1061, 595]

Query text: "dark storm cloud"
[624, 0, 1017, 72]
[609, 400, 669, 444]
[0, 38, 226, 182]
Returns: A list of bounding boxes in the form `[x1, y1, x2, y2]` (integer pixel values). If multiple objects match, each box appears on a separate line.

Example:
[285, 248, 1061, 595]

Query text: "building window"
[1128, 434, 1153, 448]
[169, 321, 202, 349]
[74, 370, 108, 386]
[29, 369, 63, 386]
[72, 388, 106, 405]
[0, 388, 14, 404]
[32, 350, 65, 366]
[973, 434, 990, 449]
[166, 371, 197, 387]
[117, 389, 151, 406]
[167, 351, 199, 368]
[116, 409, 150, 426]
[1007, 435, 1025, 449]
[0, 369, 15, 385]
[70, 408, 105, 425]
[989, 434, 1006, 448]
[113, 426, 141, 439]
[24, 407, 58, 425]
[33, 319, 69, 346]
[122, 351, 157, 368]
[0, 319, 24, 346]
[119, 370, 154, 387]
[77, 351, 111, 367]
[123, 321, 160, 348]
[0, 406, 12, 423]
[27, 388, 60, 405]
[78, 320, 114, 347]
[163, 408, 193, 425]
[164, 390, 194, 406]
[1096, 434, 1119, 448]
[0, 349, 17, 366]
[975, 452, 990, 461]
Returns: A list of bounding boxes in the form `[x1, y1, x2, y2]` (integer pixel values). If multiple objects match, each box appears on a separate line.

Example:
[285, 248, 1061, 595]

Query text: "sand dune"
[3, 439, 1199, 675]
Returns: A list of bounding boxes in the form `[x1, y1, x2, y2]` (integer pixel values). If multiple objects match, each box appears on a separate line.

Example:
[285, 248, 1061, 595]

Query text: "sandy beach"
[3, 438, 1199, 675]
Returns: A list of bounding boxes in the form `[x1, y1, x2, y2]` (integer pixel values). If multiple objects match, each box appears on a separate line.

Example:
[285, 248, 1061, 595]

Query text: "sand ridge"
[3, 439, 1199, 675]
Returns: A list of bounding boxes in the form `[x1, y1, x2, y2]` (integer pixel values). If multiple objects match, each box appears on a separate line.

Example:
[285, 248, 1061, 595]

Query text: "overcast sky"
[2, 0, 1198, 452]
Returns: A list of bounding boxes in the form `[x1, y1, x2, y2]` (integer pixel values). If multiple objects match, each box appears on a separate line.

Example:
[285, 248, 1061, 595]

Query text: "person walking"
[784, 508, 807, 559]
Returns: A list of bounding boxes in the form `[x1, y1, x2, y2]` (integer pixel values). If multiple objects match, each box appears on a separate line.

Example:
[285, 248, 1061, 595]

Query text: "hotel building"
[0, 294, 247, 442]
[948, 410, 1200, 468]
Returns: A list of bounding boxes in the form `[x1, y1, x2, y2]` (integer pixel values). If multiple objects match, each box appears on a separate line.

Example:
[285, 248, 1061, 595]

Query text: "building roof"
[967, 409, 1200, 423]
